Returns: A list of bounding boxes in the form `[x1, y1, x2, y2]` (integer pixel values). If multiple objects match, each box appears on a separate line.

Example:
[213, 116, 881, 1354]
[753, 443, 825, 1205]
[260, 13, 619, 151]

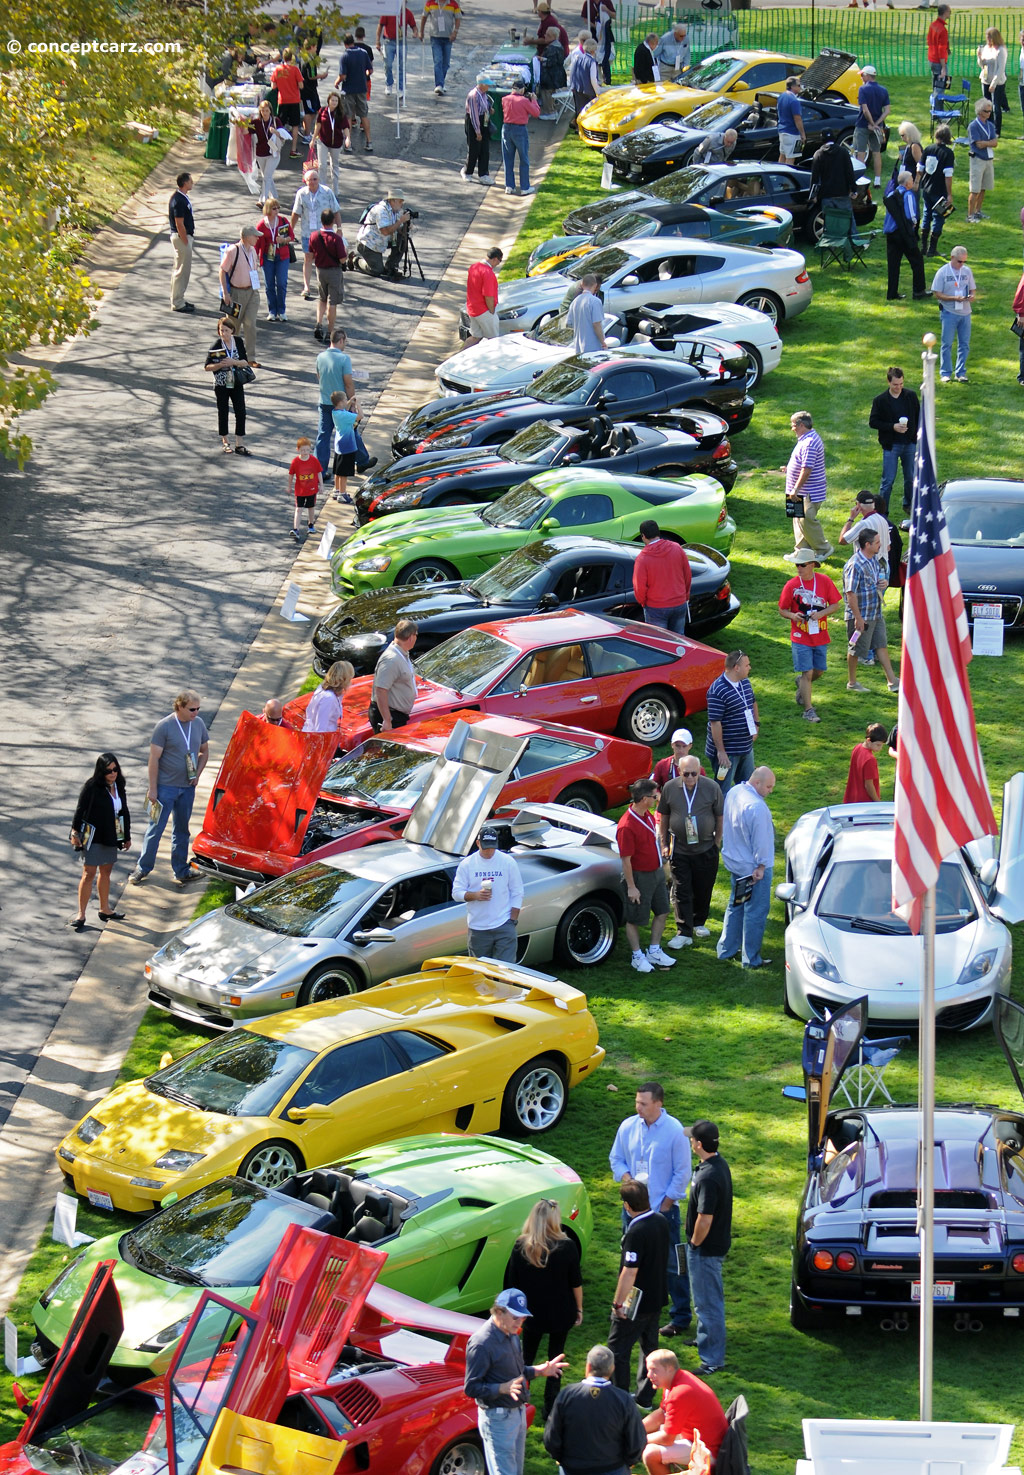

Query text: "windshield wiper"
[332, 781, 377, 807]
[821, 912, 903, 934]
[131, 1243, 206, 1286]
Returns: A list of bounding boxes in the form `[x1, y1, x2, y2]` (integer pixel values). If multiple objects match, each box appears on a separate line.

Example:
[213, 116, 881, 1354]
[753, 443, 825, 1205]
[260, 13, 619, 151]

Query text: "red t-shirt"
[272, 63, 303, 105]
[380, 8, 416, 37]
[290, 455, 321, 499]
[661, 1370, 728, 1456]
[467, 260, 498, 318]
[779, 572, 841, 647]
[844, 744, 881, 803]
[615, 806, 661, 872]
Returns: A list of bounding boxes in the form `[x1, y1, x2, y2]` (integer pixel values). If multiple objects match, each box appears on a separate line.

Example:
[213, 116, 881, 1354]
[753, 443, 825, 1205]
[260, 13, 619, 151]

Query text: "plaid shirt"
[843, 548, 884, 621]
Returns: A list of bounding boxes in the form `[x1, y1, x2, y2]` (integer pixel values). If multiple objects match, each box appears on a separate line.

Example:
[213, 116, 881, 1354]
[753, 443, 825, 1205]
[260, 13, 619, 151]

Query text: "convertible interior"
[278, 1168, 416, 1245]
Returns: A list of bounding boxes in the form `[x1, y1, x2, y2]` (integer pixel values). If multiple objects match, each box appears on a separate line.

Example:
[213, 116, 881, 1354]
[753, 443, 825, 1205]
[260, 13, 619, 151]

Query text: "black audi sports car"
[788, 995, 1024, 1331]
[391, 355, 755, 459]
[562, 161, 876, 246]
[311, 535, 740, 675]
[357, 414, 737, 524]
[941, 479, 1024, 630]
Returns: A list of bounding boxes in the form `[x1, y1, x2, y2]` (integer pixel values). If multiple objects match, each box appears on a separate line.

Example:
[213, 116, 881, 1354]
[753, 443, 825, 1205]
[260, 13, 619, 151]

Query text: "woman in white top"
[978, 28, 1008, 134]
[304, 660, 355, 734]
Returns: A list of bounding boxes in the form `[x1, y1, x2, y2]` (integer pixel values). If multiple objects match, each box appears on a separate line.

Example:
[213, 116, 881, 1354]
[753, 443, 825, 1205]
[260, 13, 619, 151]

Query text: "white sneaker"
[385, 85, 394, 96]
[520, 185, 536, 195]
[631, 950, 654, 973]
[694, 925, 711, 938]
[478, 174, 493, 184]
[434, 85, 443, 95]
[668, 934, 692, 949]
[459, 167, 470, 179]
[647, 945, 677, 968]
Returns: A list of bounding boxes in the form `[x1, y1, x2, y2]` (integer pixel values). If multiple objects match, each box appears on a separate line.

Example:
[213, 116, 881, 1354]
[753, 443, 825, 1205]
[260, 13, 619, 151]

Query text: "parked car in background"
[941, 478, 1024, 630]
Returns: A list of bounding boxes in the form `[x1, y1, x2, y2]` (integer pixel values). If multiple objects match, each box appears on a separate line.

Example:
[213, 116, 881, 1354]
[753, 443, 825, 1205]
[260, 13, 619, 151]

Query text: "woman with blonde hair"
[978, 27, 1008, 134]
[891, 120, 924, 184]
[303, 660, 355, 734]
[503, 1198, 583, 1422]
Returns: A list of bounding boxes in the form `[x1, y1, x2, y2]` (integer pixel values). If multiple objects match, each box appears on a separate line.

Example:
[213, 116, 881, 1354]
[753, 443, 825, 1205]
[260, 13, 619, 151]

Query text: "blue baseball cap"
[495, 1288, 531, 1318]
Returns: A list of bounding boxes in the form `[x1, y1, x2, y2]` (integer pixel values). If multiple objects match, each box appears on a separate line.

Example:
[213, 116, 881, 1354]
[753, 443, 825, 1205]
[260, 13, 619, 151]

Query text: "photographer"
[357, 188, 412, 280]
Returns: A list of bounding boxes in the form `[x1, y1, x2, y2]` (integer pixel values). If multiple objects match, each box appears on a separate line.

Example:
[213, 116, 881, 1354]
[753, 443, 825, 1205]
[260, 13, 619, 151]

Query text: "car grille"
[869, 1190, 992, 1210]
[937, 998, 992, 1030]
[963, 593, 1023, 627]
[581, 128, 609, 143]
[438, 376, 472, 395]
[401, 1365, 456, 1387]
[333, 1381, 383, 1425]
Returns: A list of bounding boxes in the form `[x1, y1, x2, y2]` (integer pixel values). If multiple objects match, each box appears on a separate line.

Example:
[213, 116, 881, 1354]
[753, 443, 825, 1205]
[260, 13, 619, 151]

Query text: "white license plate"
[87, 1188, 114, 1212]
[601, 159, 614, 189]
[911, 1280, 955, 1302]
[971, 603, 1001, 621]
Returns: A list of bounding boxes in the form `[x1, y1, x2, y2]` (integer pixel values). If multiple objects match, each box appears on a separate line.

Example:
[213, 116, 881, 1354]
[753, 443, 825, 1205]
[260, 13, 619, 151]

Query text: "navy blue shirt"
[340, 46, 371, 94]
[858, 80, 889, 125]
[704, 673, 756, 759]
[777, 90, 802, 133]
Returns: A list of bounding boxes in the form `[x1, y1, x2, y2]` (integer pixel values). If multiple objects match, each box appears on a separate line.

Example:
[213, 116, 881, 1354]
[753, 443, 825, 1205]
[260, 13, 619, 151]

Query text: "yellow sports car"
[56, 957, 605, 1214]
[577, 49, 863, 149]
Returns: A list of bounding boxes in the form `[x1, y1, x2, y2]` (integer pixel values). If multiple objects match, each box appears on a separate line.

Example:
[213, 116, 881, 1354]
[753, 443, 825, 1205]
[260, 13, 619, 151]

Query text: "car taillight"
[717, 507, 727, 525]
[1012, 1253, 1024, 1274]
[836, 1252, 856, 1272]
[795, 270, 810, 284]
[714, 582, 731, 603]
[712, 440, 731, 460]
[812, 1250, 834, 1271]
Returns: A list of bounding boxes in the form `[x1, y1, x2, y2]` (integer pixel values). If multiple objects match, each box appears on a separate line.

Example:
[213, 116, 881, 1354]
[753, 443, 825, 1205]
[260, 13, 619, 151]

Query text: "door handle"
[579, 695, 599, 704]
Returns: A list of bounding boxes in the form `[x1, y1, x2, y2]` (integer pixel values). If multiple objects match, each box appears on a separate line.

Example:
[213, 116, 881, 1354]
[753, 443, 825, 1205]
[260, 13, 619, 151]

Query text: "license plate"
[87, 1189, 114, 1212]
[971, 603, 1001, 621]
[601, 159, 614, 189]
[911, 1280, 955, 1302]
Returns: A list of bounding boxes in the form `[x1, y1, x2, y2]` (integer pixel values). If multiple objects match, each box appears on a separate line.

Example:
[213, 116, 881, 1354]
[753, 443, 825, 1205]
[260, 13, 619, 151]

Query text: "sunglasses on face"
[105, 766, 119, 774]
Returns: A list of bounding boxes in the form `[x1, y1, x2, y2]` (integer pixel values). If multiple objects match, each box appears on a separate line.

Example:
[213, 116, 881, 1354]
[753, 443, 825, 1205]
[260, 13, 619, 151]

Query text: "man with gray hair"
[218, 224, 262, 363]
[654, 21, 689, 75]
[716, 766, 776, 970]
[883, 168, 928, 302]
[465, 1289, 567, 1475]
[692, 127, 737, 166]
[357, 188, 411, 280]
[544, 1345, 647, 1475]
[567, 274, 606, 354]
[931, 243, 975, 382]
[786, 411, 830, 560]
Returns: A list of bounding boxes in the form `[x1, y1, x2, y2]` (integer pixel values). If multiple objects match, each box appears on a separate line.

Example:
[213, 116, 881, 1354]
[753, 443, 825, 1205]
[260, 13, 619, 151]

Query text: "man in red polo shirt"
[616, 778, 676, 975]
[464, 247, 503, 348]
[641, 1348, 727, 1473]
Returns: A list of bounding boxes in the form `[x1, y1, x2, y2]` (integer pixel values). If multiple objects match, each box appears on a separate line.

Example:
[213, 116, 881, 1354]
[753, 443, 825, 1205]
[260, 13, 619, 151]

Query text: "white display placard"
[53, 1192, 94, 1248]
[280, 582, 309, 623]
[318, 523, 337, 559]
[972, 616, 1004, 657]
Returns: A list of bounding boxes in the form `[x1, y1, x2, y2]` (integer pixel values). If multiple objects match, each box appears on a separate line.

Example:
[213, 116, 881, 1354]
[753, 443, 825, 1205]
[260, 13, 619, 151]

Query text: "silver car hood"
[175, 909, 306, 974]
[814, 919, 985, 994]
[403, 720, 529, 853]
[498, 273, 572, 308]
[510, 803, 619, 848]
[437, 336, 560, 389]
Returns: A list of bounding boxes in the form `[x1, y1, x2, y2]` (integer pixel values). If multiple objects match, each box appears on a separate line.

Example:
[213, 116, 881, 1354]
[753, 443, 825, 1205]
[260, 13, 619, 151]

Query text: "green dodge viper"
[33, 1132, 592, 1377]
[331, 466, 735, 597]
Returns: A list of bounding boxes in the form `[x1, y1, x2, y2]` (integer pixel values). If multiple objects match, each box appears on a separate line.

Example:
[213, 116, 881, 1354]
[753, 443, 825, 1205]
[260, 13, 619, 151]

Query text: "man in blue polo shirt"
[777, 78, 805, 165]
[704, 651, 759, 795]
[717, 766, 776, 970]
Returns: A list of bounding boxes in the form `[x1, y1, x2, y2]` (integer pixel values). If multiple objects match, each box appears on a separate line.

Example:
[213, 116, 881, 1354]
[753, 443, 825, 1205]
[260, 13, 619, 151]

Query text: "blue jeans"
[712, 748, 754, 796]
[920, 193, 948, 246]
[940, 307, 971, 379]
[879, 442, 914, 511]
[643, 604, 688, 635]
[477, 1405, 526, 1475]
[383, 37, 405, 91]
[137, 784, 196, 880]
[431, 36, 452, 88]
[717, 867, 772, 968]
[686, 1246, 726, 1371]
[263, 256, 289, 318]
[502, 123, 530, 191]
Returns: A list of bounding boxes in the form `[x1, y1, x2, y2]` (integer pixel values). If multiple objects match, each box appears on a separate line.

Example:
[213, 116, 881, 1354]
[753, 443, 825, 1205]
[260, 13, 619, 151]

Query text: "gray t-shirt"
[151, 712, 210, 787]
[657, 774, 723, 854]
[567, 290, 605, 354]
[372, 642, 417, 715]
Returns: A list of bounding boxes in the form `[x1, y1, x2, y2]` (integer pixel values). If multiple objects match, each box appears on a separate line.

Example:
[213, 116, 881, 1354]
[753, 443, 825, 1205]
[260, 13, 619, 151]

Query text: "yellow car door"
[279, 1033, 417, 1168]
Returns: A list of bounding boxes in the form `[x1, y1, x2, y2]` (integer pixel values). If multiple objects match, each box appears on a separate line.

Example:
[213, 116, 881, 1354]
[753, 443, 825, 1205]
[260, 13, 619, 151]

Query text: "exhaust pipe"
[880, 1316, 896, 1331]
[954, 1313, 970, 1332]
[893, 1312, 910, 1332]
[969, 1318, 984, 1333]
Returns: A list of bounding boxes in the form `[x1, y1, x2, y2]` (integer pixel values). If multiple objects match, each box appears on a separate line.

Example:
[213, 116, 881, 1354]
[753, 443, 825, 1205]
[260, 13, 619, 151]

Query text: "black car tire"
[790, 1280, 827, 1331]
[736, 290, 782, 327]
[396, 557, 460, 586]
[299, 962, 362, 1007]
[737, 342, 763, 390]
[554, 781, 606, 812]
[555, 895, 619, 967]
[500, 1055, 568, 1135]
[430, 1434, 487, 1475]
[238, 1139, 304, 1189]
[617, 686, 680, 746]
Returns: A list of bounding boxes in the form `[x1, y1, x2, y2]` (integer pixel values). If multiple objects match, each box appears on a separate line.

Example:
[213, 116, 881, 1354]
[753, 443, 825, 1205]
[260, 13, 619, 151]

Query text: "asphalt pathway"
[0, 3, 554, 1131]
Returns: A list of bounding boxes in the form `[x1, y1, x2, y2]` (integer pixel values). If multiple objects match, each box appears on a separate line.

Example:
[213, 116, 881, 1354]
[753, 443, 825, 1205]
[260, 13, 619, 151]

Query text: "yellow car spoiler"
[374, 956, 591, 1014]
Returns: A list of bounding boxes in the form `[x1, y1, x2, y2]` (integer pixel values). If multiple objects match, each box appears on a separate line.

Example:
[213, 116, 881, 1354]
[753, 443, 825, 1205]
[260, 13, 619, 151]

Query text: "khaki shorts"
[317, 266, 345, 305]
[853, 125, 885, 155]
[343, 93, 369, 120]
[468, 310, 499, 338]
[848, 612, 888, 651]
[968, 156, 994, 192]
[624, 866, 670, 926]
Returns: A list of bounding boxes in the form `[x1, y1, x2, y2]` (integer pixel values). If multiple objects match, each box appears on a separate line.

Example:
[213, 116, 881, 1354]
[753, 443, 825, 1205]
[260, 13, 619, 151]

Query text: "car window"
[289, 1035, 403, 1109]
[388, 1030, 451, 1066]
[566, 247, 630, 283]
[516, 734, 597, 777]
[322, 741, 437, 807]
[819, 1142, 863, 1204]
[499, 644, 588, 690]
[722, 174, 766, 200]
[227, 864, 369, 939]
[147, 1035, 316, 1118]
[693, 256, 726, 275]
[603, 370, 657, 400]
[740, 61, 790, 87]
[550, 494, 614, 528]
[767, 172, 798, 195]
[354, 874, 454, 932]
[492, 654, 534, 695]
[816, 858, 976, 934]
[585, 636, 676, 675]
[945, 500, 1024, 545]
[415, 628, 519, 696]
[553, 561, 614, 601]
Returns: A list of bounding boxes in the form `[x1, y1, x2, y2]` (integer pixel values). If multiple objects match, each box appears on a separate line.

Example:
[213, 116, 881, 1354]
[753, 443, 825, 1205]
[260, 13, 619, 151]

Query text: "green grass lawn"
[4, 75, 1024, 1472]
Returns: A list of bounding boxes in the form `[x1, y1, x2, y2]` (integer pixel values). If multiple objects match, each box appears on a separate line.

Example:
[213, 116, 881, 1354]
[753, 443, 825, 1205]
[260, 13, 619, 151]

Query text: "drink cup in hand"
[481, 879, 493, 897]
[897, 417, 908, 433]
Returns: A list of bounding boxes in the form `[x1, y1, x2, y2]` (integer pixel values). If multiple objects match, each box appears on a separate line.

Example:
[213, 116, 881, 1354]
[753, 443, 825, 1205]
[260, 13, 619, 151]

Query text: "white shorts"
[779, 131, 802, 159]
[468, 310, 499, 338]
[645, 1439, 693, 1467]
[968, 156, 994, 192]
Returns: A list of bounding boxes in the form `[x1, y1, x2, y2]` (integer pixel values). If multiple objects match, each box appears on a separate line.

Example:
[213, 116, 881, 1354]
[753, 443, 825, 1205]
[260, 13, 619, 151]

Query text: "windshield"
[499, 421, 575, 464]
[816, 859, 976, 934]
[595, 212, 660, 246]
[322, 740, 437, 806]
[650, 166, 707, 203]
[672, 55, 746, 90]
[482, 479, 550, 530]
[566, 246, 630, 283]
[472, 543, 560, 602]
[530, 358, 593, 404]
[146, 1034, 316, 1117]
[22, 1394, 161, 1470]
[944, 500, 1024, 546]
[532, 310, 576, 346]
[227, 863, 368, 938]
[123, 1180, 325, 1287]
[414, 628, 519, 695]
[686, 98, 742, 129]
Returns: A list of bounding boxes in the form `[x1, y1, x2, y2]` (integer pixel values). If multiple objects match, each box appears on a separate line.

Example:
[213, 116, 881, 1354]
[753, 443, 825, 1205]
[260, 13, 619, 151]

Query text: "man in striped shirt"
[786, 410, 832, 560]
[463, 76, 494, 183]
[703, 651, 759, 795]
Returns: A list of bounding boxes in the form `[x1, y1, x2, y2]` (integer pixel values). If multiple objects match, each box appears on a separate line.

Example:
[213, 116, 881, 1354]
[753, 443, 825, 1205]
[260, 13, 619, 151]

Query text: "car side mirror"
[782, 1084, 807, 1102]
[352, 927, 397, 944]
[518, 683, 530, 697]
[540, 592, 560, 608]
[540, 517, 558, 531]
[159, 1051, 174, 1070]
[620, 274, 640, 287]
[564, 452, 582, 464]
[287, 1104, 334, 1122]
[775, 881, 797, 902]
[979, 858, 999, 888]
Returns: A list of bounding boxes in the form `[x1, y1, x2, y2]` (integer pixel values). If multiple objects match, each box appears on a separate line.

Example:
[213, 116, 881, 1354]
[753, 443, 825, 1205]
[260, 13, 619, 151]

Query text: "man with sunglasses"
[657, 759, 723, 948]
[131, 690, 209, 888]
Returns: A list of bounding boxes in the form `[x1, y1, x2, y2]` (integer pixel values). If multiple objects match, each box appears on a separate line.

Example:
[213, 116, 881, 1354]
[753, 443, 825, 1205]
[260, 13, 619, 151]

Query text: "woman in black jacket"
[204, 317, 252, 455]
[70, 752, 132, 931]
[504, 1198, 583, 1421]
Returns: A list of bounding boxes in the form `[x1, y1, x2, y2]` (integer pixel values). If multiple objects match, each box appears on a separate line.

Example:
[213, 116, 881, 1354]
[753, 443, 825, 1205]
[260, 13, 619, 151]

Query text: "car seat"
[345, 1191, 393, 1243]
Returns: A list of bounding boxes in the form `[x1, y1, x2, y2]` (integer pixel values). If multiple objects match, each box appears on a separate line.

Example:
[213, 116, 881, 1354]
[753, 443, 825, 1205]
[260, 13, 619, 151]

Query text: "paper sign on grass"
[972, 616, 1004, 657]
[53, 1191, 94, 1248]
[280, 582, 309, 623]
[318, 522, 336, 559]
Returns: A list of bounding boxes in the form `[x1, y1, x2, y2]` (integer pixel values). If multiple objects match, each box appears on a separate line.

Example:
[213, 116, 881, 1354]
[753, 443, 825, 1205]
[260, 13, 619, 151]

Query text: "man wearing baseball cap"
[502, 74, 541, 195]
[778, 549, 843, 724]
[453, 826, 524, 963]
[465, 1289, 568, 1474]
[853, 64, 890, 187]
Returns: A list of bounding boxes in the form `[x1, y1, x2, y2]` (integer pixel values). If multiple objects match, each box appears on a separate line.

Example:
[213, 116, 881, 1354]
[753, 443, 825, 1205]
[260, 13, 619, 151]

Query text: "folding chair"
[816, 203, 874, 271]
[551, 87, 575, 125]
[836, 1035, 911, 1107]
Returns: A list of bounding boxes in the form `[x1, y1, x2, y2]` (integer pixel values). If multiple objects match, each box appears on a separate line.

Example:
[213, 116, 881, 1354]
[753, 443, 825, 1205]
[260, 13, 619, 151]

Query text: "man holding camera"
[357, 189, 411, 280]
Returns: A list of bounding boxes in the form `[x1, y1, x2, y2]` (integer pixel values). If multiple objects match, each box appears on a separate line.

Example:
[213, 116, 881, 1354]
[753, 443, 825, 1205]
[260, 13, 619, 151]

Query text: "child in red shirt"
[288, 436, 321, 540]
[844, 722, 888, 803]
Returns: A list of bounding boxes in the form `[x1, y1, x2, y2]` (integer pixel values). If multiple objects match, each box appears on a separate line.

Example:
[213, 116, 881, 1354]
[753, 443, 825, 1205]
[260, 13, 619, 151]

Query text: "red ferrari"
[193, 707, 651, 884]
[2, 1226, 503, 1475]
[285, 610, 725, 752]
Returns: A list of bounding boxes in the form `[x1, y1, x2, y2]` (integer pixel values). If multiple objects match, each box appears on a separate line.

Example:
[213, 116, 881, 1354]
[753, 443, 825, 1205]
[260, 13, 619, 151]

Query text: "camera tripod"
[397, 222, 425, 282]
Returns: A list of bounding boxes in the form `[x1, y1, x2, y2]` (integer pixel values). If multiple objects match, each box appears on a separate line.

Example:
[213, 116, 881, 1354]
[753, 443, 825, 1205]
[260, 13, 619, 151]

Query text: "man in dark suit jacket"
[633, 34, 659, 84]
[544, 1344, 647, 1475]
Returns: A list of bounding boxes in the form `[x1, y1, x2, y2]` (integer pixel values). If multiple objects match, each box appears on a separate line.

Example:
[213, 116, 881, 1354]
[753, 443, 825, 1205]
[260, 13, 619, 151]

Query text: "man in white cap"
[778, 548, 843, 724]
[465, 1288, 568, 1475]
[652, 729, 695, 788]
[853, 63, 890, 187]
[453, 827, 524, 962]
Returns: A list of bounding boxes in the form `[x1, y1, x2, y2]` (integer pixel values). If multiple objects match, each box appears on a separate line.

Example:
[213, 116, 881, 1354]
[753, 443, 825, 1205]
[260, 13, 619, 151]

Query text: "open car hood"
[796, 47, 858, 99]
[402, 719, 530, 854]
[506, 802, 619, 848]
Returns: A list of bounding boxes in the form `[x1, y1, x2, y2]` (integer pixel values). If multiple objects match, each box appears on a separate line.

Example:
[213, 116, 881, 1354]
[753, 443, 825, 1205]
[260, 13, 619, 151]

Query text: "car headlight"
[137, 1315, 193, 1354]
[617, 109, 643, 125]
[428, 433, 473, 449]
[153, 1150, 206, 1173]
[353, 554, 393, 573]
[39, 1254, 88, 1310]
[799, 947, 843, 985]
[226, 963, 278, 989]
[498, 306, 528, 321]
[379, 490, 424, 511]
[76, 1116, 106, 1145]
[956, 949, 998, 987]
[161, 937, 189, 962]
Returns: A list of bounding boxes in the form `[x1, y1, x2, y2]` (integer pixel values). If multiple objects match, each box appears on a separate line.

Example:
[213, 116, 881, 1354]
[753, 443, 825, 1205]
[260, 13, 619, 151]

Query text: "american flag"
[892, 396, 996, 932]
